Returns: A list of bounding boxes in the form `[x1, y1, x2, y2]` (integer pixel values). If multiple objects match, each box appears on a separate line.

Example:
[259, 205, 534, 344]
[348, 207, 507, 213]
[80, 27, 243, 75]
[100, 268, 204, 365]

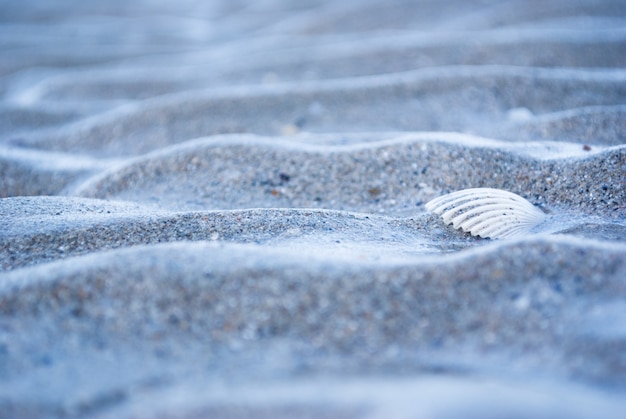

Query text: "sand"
[1, 0, 625, 418]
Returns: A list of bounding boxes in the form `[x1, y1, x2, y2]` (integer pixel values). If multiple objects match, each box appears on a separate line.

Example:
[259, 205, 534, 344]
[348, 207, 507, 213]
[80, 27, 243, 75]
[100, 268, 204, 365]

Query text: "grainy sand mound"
[1, 0, 625, 418]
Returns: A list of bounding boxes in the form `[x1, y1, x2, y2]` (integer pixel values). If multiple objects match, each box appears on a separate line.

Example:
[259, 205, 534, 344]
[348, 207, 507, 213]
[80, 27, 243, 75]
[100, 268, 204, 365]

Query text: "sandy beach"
[1, 1, 625, 417]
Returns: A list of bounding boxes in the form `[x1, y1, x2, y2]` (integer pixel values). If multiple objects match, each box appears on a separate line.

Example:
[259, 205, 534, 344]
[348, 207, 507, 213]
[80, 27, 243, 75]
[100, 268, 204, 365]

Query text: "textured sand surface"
[1, 0, 625, 418]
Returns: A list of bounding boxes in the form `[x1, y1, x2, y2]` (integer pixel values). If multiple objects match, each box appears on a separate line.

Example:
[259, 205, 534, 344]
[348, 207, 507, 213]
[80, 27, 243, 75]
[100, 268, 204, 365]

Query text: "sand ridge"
[1, 0, 625, 417]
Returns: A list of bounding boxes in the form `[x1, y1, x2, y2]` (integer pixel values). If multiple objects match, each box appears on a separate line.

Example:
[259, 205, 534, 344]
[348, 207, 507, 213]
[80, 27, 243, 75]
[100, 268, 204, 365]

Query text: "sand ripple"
[1, 0, 625, 417]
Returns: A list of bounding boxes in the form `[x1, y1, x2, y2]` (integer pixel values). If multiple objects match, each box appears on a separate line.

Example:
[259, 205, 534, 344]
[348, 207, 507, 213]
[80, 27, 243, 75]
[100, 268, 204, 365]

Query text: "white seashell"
[425, 188, 545, 239]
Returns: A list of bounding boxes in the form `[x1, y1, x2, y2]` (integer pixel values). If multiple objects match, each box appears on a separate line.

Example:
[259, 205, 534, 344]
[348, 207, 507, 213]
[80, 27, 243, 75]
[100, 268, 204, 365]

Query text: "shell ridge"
[456, 207, 521, 230]
[425, 188, 545, 239]
[471, 218, 514, 236]
[429, 194, 481, 214]
[449, 203, 530, 227]
[425, 189, 492, 211]
[440, 197, 521, 218]
[479, 220, 523, 237]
